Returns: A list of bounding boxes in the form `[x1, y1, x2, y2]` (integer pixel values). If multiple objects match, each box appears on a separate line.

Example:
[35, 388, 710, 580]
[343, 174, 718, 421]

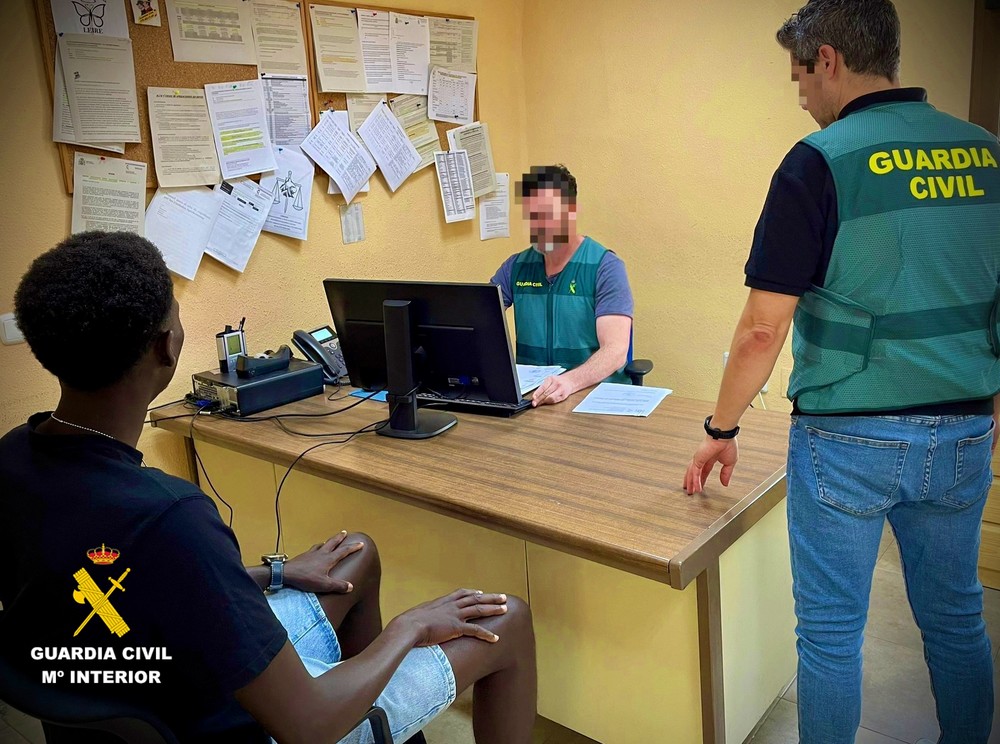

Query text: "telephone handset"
[291, 326, 348, 385]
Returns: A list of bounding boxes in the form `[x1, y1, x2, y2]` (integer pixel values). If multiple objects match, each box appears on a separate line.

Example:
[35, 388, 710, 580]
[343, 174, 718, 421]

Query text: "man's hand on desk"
[532, 374, 575, 407]
[284, 531, 365, 593]
[683, 436, 739, 495]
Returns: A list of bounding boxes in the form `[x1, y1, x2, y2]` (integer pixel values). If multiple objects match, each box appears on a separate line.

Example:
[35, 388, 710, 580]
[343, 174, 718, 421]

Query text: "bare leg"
[313, 532, 383, 659]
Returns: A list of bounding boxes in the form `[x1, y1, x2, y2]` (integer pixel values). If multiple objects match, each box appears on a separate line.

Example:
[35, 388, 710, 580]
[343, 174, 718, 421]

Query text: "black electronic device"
[323, 279, 531, 421]
[292, 327, 348, 384]
[216, 320, 246, 374]
[236, 345, 292, 379]
[192, 359, 324, 416]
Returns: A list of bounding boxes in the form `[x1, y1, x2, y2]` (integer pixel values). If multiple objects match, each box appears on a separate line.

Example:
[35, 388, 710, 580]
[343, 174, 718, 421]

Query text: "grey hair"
[777, 0, 901, 80]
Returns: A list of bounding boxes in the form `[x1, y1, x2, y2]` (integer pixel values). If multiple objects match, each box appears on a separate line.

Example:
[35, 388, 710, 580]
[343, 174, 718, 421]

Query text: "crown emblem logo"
[87, 544, 120, 565]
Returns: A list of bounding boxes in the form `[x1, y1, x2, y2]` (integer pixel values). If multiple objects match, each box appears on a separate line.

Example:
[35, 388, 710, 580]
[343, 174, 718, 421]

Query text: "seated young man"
[0, 231, 537, 743]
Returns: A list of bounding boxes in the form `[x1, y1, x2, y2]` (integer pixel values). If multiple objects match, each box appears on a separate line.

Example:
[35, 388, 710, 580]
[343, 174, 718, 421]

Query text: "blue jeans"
[787, 413, 995, 744]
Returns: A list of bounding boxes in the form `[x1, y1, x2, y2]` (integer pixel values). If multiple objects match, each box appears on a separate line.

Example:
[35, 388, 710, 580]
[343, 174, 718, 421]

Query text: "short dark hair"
[14, 231, 174, 391]
[516, 164, 577, 203]
[777, 0, 901, 80]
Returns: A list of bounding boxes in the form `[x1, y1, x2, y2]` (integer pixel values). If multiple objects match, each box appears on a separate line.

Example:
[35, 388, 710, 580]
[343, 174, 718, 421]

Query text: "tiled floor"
[2, 526, 995, 744]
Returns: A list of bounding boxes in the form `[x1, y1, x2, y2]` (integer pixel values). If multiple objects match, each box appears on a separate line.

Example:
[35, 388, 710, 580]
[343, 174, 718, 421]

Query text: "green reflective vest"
[788, 101, 1000, 413]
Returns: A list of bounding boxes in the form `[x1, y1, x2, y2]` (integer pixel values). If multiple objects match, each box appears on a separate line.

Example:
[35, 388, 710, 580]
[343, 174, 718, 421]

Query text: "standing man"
[491, 165, 635, 406]
[683, 1, 1000, 742]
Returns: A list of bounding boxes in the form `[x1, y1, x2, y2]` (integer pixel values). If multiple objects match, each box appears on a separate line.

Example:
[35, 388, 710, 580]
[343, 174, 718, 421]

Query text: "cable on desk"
[190, 409, 235, 529]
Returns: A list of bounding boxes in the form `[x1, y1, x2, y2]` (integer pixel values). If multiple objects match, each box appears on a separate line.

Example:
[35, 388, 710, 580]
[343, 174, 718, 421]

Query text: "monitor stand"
[378, 299, 457, 440]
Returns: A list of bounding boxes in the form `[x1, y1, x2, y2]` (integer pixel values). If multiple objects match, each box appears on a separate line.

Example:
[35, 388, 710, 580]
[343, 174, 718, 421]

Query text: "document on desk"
[259, 145, 313, 240]
[205, 80, 277, 179]
[164, 0, 257, 65]
[144, 186, 224, 280]
[357, 8, 392, 93]
[301, 109, 375, 204]
[309, 5, 365, 93]
[322, 111, 370, 196]
[427, 66, 476, 125]
[389, 12, 429, 95]
[388, 94, 439, 171]
[50, 0, 129, 37]
[516, 364, 566, 396]
[479, 172, 510, 241]
[428, 17, 477, 73]
[346, 92, 386, 133]
[251, 0, 308, 76]
[260, 73, 312, 147]
[433, 149, 474, 223]
[357, 101, 420, 193]
[58, 34, 141, 142]
[52, 54, 125, 154]
[340, 202, 365, 244]
[573, 383, 672, 417]
[147, 87, 222, 187]
[446, 121, 495, 197]
[71, 153, 147, 235]
[205, 178, 272, 272]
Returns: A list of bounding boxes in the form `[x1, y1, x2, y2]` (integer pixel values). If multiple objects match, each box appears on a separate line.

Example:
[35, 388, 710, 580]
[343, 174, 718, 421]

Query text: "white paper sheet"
[258, 146, 313, 239]
[339, 201, 365, 244]
[433, 149, 474, 223]
[479, 172, 510, 241]
[147, 87, 222, 187]
[52, 53, 125, 153]
[389, 12, 429, 95]
[516, 364, 566, 396]
[446, 121, 496, 197]
[251, 0, 308, 75]
[131, 0, 162, 26]
[427, 66, 475, 125]
[71, 152, 147, 235]
[322, 111, 370, 196]
[572, 383, 672, 417]
[205, 79, 277, 178]
[388, 94, 439, 170]
[164, 0, 257, 64]
[205, 178, 272, 272]
[346, 92, 385, 133]
[357, 8, 391, 93]
[50, 0, 129, 36]
[59, 33, 141, 142]
[301, 108, 375, 204]
[145, 186, 223, 279]
[309, 5, 365, 93]
[357, 101, 420, 193]
[260, 73, 312, 147]
[428, 17, 477, 73]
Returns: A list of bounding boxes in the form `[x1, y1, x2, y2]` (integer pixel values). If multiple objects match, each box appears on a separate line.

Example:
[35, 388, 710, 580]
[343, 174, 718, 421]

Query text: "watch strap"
[704, 416, 740, 440]
[265, 558, 284, 593]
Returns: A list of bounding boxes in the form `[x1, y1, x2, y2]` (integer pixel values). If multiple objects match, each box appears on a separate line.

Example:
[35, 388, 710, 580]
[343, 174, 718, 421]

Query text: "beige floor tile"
[866, 567, 923, 650]
[0, 707, 42, 744]
[748, 698, 798, 744]
[876, 539, 903, 575]
[855, 727, 908, 743]
[420, 689, 576, 744]
[0, 726, 28, 744]
[878, 523, 895, 559]
[858, 635, 940, 743]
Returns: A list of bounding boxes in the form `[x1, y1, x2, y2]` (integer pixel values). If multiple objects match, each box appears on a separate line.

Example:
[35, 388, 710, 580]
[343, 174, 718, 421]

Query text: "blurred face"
[522, 188, 575, 252]
[790, 48, 839, 129]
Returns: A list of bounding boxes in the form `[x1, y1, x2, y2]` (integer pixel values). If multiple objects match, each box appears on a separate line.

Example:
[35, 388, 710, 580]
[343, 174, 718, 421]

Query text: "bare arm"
[532, 315, 632, 406]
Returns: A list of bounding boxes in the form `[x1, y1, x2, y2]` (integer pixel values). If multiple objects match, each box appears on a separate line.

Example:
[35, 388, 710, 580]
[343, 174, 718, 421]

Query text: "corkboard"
[34, 0, 310, 194]
[303, 0, 477, 141]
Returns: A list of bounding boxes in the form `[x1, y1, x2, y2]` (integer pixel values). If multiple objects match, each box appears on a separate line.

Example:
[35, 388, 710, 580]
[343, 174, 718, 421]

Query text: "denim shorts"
[265, 589, 457, 743]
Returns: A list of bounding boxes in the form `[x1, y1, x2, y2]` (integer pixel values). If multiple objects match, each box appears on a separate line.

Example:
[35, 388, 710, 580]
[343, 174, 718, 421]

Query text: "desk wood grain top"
[152, 391, 789, 588]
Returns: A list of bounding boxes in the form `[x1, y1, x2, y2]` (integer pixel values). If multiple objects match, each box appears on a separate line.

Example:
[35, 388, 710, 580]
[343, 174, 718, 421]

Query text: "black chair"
[0, 650, 394, 744]
[624, 327, 654, 386]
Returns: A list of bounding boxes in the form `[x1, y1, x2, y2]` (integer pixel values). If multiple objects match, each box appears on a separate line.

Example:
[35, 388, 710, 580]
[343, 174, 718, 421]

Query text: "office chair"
[624, 326, 653, 385]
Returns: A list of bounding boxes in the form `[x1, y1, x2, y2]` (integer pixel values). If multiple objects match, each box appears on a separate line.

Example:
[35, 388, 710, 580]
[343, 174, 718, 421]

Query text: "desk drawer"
[979, 522, 1000, 590]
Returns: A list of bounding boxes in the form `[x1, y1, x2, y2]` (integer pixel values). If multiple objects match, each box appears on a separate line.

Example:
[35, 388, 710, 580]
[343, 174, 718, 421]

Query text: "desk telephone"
[292, 326, 348, 384]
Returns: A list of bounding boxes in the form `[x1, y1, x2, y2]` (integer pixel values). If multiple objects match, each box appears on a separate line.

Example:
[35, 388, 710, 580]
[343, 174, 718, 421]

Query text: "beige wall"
[0, 0, 976, 474]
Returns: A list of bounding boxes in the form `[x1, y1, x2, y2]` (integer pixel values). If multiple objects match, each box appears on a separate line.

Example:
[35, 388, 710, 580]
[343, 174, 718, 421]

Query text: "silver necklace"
[50, 413, 116, 440]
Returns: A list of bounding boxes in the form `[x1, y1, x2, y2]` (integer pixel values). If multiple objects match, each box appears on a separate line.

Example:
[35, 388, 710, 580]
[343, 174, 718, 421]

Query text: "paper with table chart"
[357, 8, 392, 93]
[446, 121, 496, 197]
[205, 179, 273, 272]
[427, 66, 476, 125]
[301, 109, 376, 204]
[322, 112, 370, 196]
[357, 101, 420, 193]
[147, 87, 222, 187]
[309, 5, 365, 93]
[340, 202, 365, 244]
[58, 34, 141, 142]
[164, 0, 257, 65]
[428, 17, 477, 73]
[516, 365, 566, 396]
[260, 73, 313, 147]
[144, 186, 224, 280]
[346, 93, 386, 133]
[572, 383, 672, 417]
[388, 94, 439, 170]
[479, 173, 510, 241]
[389, 12, 430, 95]
[50, 0, 130, 37]
[433, 149, 475, 223]
[258, 146, 314, 240]
[71, 153, 147, 235]
[205, 80, 277, 179]
[52, 54, 124, 154]
[251, 0, 308, 76]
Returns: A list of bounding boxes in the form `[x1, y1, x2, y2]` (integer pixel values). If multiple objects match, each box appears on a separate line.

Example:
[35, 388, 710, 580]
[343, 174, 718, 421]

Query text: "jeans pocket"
[942, 421, 995, 508]
[805, 426, 908, 515]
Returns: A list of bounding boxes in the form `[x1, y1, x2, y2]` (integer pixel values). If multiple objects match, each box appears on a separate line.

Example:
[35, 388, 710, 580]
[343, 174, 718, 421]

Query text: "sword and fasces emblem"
[72, 544, 130, 637]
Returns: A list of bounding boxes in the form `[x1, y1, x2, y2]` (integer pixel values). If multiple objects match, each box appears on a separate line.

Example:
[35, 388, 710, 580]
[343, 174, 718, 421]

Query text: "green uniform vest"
[788, 101, 1000, 413]
[511, 237, 628, 383]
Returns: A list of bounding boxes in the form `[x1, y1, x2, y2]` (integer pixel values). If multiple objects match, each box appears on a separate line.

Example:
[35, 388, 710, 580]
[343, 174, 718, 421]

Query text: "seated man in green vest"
[490, 165, 634, 406]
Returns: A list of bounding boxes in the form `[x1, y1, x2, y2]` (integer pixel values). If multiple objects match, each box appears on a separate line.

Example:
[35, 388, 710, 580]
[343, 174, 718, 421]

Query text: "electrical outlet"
[0, 313, 24, 345]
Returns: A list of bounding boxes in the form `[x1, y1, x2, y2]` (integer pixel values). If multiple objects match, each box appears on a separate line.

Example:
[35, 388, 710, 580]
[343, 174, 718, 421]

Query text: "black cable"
[147, 398, 186, 413]
[189, 410, 235, 528]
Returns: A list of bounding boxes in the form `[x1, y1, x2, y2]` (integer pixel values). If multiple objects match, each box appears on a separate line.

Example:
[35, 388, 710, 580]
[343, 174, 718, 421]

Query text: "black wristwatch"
[704, 416, 740, 440]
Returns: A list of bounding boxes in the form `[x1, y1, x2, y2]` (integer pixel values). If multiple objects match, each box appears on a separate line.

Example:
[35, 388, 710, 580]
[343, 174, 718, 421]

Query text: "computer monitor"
[323, 279, 526, 437]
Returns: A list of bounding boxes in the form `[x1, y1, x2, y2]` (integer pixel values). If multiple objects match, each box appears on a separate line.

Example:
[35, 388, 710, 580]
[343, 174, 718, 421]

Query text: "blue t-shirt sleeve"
[595, 252, 634, 318]
[490, 254, 518, 308]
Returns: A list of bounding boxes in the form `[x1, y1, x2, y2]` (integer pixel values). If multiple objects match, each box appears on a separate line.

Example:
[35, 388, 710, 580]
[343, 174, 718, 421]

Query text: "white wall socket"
[0, 313, 24, 345]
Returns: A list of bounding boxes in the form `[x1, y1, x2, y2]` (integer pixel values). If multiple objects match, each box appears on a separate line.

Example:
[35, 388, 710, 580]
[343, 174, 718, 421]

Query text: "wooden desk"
[153, 391, 796, 744]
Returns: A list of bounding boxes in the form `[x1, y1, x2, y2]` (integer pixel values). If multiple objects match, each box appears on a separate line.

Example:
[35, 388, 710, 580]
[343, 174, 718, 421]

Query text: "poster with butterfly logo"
[50, 0, 130, 37]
